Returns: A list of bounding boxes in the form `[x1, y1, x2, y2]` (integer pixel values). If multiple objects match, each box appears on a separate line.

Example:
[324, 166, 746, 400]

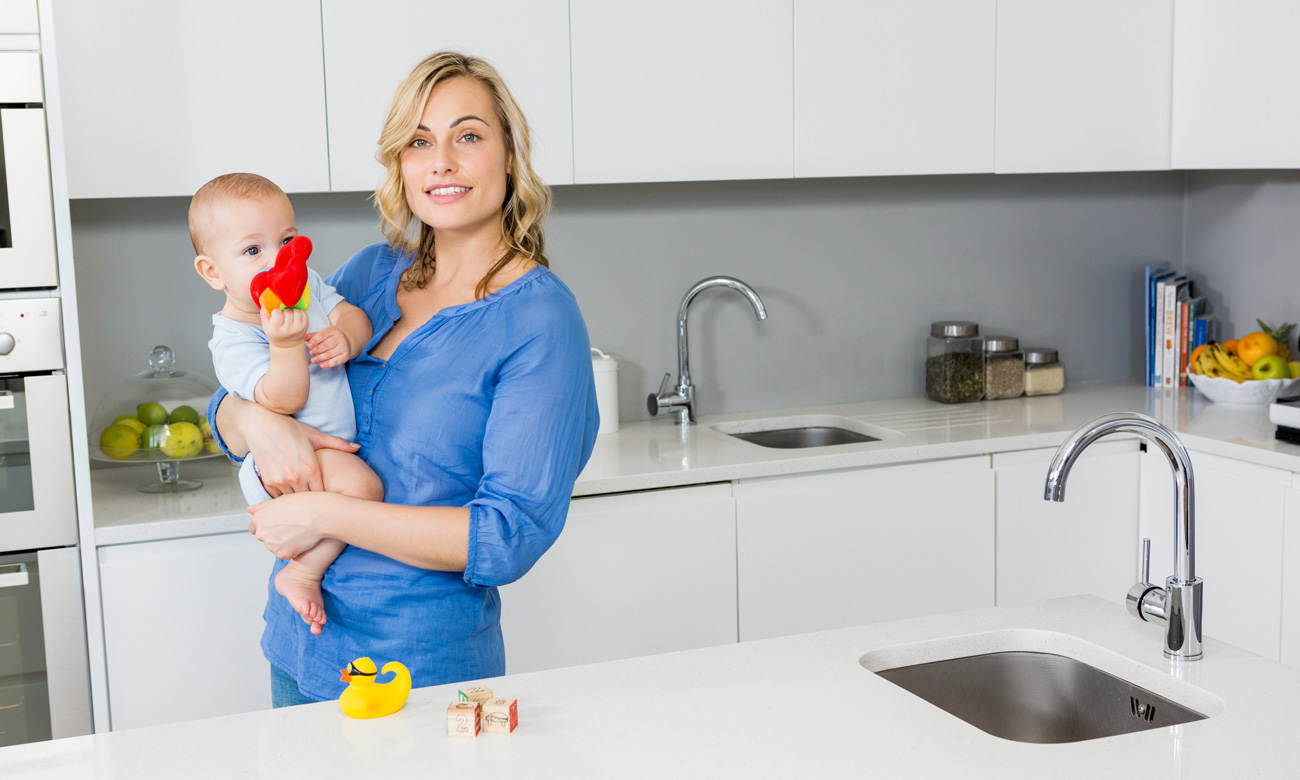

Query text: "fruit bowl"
[1189, 373, 1300, 406]
[89, 345, 223, 493]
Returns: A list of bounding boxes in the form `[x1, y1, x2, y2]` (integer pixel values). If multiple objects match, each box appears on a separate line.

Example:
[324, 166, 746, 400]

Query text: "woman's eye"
[410, 138, 430, 148]
[460, 132, 479, 143]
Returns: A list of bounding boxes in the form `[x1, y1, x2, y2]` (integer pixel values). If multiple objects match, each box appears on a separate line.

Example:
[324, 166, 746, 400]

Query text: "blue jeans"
[270, 663, 321, 708]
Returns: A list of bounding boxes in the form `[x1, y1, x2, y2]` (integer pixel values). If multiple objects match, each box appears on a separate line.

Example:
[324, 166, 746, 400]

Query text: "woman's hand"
[221, 396, 358, 496]
[248, 493, 336, 560]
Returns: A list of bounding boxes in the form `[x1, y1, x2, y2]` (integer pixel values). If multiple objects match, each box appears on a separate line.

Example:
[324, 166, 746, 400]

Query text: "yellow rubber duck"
[338, 657, 411, 719]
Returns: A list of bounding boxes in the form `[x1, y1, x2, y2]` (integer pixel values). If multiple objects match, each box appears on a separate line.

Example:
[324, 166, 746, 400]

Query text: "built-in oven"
[0, 50, 59, 291]
[0, 297, 89, 746]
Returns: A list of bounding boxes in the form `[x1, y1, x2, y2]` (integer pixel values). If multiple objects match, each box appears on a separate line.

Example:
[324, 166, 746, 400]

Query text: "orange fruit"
[1189, 344, 1207, 373]
[1237, 331, 1280, 367]
[1222, 338, 1241, 356]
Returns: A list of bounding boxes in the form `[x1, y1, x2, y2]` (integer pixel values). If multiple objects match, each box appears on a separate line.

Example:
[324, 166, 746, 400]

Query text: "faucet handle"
[647, 373, 672, 416]
[1140, 537, 1151, 585]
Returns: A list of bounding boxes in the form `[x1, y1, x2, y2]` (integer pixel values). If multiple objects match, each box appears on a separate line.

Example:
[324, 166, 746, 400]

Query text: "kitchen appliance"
[0, 51, 59, 291]
[0, 296, 91, 745]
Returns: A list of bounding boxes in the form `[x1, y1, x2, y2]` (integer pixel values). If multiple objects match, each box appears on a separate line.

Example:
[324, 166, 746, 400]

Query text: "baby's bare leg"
[274, 449, 383, 635]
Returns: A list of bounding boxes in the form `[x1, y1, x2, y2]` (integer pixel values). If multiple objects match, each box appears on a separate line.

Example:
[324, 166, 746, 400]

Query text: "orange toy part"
[259, 288, 283, 312]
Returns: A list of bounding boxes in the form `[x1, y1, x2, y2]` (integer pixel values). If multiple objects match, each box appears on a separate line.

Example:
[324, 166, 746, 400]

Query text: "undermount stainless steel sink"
[712, 415, 901, 449]
[875, 650, 1206, 744]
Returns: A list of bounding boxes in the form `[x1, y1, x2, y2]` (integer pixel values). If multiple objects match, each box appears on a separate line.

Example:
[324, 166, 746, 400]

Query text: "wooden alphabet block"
[457, 685, 493, 703]
[447, 701, 481, 738]
[482, 698, 518, 733]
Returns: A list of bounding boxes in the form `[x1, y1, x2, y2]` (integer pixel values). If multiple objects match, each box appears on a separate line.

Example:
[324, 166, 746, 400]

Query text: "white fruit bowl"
[1189, 373, 1300, 406]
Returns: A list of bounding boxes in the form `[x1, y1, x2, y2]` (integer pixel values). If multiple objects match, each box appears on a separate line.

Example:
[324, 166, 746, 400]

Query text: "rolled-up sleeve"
[464, 291, 599, 587]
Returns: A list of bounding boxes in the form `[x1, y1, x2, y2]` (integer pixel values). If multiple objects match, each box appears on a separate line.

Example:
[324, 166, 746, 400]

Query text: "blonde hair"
[188, 173, 287, 255]
[373, 51, 551, 299]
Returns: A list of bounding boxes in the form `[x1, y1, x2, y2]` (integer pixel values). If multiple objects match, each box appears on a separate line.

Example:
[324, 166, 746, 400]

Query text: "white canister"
[591, 348, 619, 435]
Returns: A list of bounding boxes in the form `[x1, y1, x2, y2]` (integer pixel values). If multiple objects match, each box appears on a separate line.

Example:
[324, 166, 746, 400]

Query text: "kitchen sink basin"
[712, 415, 901, 449]
[861, 630, 1221, 744]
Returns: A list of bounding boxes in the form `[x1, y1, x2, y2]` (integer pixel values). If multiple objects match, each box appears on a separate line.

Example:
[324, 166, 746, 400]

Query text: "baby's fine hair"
[188, 172, 287, 255]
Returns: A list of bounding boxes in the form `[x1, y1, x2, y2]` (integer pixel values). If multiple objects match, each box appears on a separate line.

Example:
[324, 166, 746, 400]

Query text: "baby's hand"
[306, 326, 352, 369]
[263, 307, 310, 348]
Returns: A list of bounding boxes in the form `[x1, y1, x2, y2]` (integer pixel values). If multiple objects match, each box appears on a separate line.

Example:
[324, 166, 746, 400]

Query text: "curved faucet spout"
[676, 276, 767, 390]
[1044, 411, 1202, 661]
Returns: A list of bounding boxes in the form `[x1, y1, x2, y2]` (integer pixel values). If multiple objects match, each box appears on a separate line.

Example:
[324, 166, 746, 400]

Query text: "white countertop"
[4, 596, 1298, 778]
[89, 381, 1300, 545]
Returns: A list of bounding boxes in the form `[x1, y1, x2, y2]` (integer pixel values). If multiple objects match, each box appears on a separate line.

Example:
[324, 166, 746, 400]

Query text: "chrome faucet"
[647, 276, 767, 425]
[1044, 412, 1203, 661]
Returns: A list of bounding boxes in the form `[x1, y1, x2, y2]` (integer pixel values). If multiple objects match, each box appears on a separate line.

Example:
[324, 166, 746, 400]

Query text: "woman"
[208, 51, 599, 705]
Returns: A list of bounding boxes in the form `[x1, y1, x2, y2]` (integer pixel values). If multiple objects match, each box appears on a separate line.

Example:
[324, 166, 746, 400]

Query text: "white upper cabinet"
[53, 0, 329, 199]
[0, 0, 38, 35]
[1172, 1, 1300, 169]
[995, 0, 1174, 173]
[320, 0, 573, 192]
[794, 0, 995, 178]
[570, 0, 794, 184]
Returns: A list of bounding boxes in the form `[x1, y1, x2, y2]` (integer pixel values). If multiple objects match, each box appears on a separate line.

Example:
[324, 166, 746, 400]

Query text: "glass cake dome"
[89, 345, 223, 493]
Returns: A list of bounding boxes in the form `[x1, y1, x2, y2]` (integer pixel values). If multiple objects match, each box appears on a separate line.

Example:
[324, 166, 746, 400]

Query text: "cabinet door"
[52, 0, 329, 198]
[498, 484, 737, 675]
[1140, 449, 1286, 660]
[794, 0, 995, 177]
[1280, 482, 1300, 669]
[1172, 1, 1300, 168]
[98, 533, 274, 730]
[0, 0, 37, 35]
[994, 0, 1173, 173]
[994, 440, 1140, 607]
[570, 0, 793, 184]
[320, 0, 572, 191]
[734, 456, 994, 643]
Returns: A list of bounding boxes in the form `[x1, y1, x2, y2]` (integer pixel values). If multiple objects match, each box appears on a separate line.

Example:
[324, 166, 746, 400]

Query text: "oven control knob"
[0, 332, 14, 356]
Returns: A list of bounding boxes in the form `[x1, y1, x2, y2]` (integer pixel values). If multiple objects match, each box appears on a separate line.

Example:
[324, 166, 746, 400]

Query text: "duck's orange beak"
[340, 668, 352, 683]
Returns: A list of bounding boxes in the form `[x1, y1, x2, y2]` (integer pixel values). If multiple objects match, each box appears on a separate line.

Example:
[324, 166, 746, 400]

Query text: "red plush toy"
[250, 235, 312, 314]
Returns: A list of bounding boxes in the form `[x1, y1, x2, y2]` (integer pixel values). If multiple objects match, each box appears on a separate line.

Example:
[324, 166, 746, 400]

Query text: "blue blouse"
[208, 242, 599, 700]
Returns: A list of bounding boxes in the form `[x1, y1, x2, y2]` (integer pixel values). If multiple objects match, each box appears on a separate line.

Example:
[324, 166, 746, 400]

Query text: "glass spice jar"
[983, 336, 1025, 400]
[926, 321, 984, 404]
[1023, 347, 1066, 396]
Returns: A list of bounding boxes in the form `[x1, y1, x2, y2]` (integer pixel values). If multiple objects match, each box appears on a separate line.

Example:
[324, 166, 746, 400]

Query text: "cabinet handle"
[0, 562, 29, 588]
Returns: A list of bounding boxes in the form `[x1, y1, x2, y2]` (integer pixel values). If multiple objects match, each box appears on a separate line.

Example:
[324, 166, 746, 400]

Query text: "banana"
[1197, 349, 1223, 378]
[1206, 344, 1252, 382]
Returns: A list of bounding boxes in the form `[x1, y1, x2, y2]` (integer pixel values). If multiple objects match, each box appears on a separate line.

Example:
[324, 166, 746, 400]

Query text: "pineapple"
[1258, 319, 1297, 362]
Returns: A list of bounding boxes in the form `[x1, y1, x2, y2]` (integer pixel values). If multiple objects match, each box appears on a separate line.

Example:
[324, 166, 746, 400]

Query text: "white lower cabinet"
[734, 457, 995, 643]
[994, 440, 1141, 607]
[1140, 449, 1287, 661]
[1281, 482, 1300, 669]
[98, 533, 274, 730]
[499, 484, 738, 675]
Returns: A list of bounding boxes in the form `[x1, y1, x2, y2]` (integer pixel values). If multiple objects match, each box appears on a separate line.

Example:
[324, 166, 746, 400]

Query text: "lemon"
[142, 423, 166, 450]
[159, 422, 203, 459]
[137, 402, 168, 426]
[199, 420, 222, 454]
[168, 405, 201, 425]
[99, 424, 140, 459]
[113, 417, 147, 439]
[112, 413, 141, 426]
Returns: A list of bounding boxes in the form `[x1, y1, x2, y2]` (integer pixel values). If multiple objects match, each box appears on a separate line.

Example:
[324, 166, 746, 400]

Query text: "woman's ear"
[194, 255, 226, 291]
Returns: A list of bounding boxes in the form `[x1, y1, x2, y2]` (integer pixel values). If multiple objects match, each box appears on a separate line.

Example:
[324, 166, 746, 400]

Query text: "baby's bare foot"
[275, 564, 327, 636]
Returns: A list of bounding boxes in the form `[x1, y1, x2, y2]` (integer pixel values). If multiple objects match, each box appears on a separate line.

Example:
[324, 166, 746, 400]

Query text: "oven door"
[0, 52, 58, 291]
[0, 372, 76, 552]
[0, 547, 93, 746]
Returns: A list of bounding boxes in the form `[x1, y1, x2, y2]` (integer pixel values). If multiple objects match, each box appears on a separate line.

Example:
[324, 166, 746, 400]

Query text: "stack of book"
[1145, 262, 1215, 388]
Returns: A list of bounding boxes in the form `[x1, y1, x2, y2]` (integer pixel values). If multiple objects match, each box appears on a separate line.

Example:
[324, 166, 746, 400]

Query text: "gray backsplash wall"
[70, 172, 1184, 431]
[1182, 171, 1300, 342]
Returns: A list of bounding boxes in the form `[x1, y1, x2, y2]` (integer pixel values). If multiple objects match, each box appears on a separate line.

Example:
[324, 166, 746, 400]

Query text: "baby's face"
[203, 194, 298, 314]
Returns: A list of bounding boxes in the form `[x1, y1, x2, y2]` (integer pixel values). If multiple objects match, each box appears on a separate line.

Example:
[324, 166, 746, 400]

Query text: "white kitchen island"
[3, 596, 1297, 778]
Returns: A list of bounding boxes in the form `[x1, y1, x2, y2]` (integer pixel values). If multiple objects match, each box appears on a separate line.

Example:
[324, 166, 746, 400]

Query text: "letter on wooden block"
[457, 685, 493, 703]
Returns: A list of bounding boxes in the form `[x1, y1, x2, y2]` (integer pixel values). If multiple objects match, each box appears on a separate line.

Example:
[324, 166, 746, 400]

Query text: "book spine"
[1179, 301, 1191, 385]
[1163, 283, 1178, 387]
[1155, 279, 1168, 385]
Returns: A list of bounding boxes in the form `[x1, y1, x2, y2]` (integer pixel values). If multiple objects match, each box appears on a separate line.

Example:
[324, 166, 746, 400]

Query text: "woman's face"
[400, 76, 511, 240]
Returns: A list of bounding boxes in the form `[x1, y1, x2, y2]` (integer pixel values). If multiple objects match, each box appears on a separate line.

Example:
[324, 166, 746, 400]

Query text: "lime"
[168, 405, 201, 425]
[142, 423, 166, 449]
[137, 402, 168, 426]
[113, 417, 147, 439]
[99, 424, 140, 459]
[159, 421, 203, 459]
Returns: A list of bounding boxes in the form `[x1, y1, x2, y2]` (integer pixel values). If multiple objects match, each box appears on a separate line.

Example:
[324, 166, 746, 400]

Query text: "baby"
[191, 172, 383, 636]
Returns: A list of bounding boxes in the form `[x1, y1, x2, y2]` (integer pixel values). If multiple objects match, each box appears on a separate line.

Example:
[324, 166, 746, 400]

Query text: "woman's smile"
[425, 184, 474, 205]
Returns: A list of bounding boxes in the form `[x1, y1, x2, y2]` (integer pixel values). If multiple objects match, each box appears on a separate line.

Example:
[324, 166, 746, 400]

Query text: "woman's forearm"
[321, 496, 470, 571]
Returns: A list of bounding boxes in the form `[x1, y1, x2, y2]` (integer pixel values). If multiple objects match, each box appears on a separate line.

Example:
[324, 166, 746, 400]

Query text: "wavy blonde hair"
[373, 51, 551, 299]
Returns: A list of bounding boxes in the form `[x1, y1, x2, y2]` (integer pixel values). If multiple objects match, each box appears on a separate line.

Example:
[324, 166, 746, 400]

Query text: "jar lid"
[984, 335, 1019, 353]
[591, 347, 619, 374]
[1023, 348, 1059, 365]
[930, 321, 979, 338]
